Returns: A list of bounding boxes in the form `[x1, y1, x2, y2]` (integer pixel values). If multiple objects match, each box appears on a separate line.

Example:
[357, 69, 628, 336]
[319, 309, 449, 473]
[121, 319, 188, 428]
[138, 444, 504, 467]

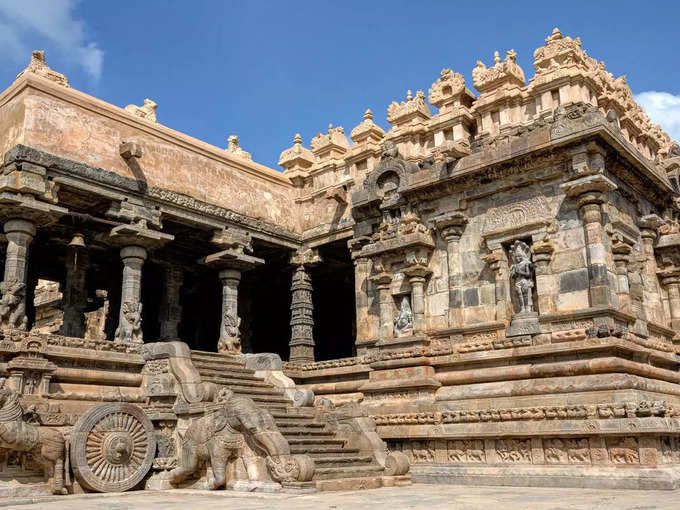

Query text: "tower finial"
[494, 51, 501, 65]
[363, 109, 373, 121]
[294, 133, 302, 145]
[407, 89, 413, 101]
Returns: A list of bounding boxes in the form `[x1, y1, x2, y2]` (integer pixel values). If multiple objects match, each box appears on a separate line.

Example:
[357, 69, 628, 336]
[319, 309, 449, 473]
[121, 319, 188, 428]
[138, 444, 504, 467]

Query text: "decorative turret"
[226, 135, 252, 161]
[278, 134, 315, 186]
[428, 69, 475, 113]
[472, 49, 525, 94]
[350, 110, 386, 145]
[387, 90, 431, 127]
[16, 50, 69, 88]
[310, 124, 350, 161]
[428, 69, 475, 153]
[471, 50, 525, 137]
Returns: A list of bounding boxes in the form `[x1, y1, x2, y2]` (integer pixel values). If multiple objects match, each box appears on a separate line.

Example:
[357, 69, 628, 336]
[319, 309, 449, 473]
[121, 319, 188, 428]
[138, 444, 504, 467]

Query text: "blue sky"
[1, 1, 679, 170]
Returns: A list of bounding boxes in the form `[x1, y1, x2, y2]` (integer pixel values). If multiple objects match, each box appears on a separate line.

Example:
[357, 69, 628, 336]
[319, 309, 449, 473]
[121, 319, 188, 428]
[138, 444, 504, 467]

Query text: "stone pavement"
[1, 485, 677, 510]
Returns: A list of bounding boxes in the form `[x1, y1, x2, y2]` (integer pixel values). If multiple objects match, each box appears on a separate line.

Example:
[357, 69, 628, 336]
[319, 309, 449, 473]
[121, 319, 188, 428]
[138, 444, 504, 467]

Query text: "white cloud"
[635, 91, 680, 143]
[0, 0, 103, 81]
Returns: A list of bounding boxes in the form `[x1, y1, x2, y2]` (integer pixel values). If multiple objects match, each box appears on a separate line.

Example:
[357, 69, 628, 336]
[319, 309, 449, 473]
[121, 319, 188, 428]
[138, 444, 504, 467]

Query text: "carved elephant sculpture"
[168, 409, 244, 489]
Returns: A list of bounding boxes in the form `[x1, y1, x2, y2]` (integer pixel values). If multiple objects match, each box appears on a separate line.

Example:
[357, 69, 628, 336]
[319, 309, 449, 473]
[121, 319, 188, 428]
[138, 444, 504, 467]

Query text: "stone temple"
[0, 28, 679, 497]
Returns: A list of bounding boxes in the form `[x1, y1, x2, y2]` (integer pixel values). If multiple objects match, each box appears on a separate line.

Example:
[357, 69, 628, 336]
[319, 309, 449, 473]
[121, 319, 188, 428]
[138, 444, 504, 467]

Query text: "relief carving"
[0, 280, 28, 330]
[495, 439, 532, 463]
[447, 440, 485, 463]
[607, 437, 640, 464]
[114, 301, 143, 343]
[0, 378, 66, 494]
[509, 240, 535, 314]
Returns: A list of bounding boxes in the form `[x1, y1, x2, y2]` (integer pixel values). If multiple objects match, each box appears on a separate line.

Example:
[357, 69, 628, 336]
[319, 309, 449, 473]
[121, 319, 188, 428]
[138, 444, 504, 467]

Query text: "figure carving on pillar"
[393, 296, 413, 336]
[218, 310, 242, 354]
[115, 301, 143, 343]
[509, 240, 534, 314]
[0, 280, 28, 330]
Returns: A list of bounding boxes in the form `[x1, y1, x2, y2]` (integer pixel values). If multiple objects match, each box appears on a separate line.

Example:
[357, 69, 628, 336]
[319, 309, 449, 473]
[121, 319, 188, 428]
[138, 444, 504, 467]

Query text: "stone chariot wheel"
[70, 403, 156, 492]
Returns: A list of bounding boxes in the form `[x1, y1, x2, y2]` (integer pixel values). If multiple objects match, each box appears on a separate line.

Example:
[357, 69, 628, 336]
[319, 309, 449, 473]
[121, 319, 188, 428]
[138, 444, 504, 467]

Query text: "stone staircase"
[190, 350, 406, 490]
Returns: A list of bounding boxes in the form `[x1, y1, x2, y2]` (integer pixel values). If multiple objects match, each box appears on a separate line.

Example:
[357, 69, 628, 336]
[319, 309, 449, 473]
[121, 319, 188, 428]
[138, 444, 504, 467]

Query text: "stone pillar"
[408, 274, 426, 333]
[483, 248, 511, 323]
[639, 214, 665, 325]
[654, 231, 680, 336]
[659, 272, 680, 332]
[288, 248, 321, 363]
[370, 271, 394, 341]
[0, 219, 36, 330]
[561, 174, 617, 308]
[219, 268, 242, 353]
[612, 238, 632, 315]
[531, 238, 555, 315]
[290, 264, 315, 363]
[353, 256, 371, 344]
[114, 245, 146, 343]
[159, 264, 183, 341]
[433, 212, 468, 328]
[60, 233, 89, 338]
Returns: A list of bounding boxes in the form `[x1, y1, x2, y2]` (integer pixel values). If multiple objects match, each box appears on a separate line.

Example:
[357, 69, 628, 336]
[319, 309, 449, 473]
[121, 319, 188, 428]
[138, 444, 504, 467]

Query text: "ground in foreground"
[1, 484, 676, 510]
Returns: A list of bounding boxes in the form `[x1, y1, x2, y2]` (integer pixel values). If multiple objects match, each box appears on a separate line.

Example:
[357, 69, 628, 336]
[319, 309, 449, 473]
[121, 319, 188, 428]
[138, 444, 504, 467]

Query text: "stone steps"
[290, 445, 361, 455]
[312, 455, 375, 467]
[279, 427, 335, 436]
[277, 421, 327, 429]
[190, 349, 399, 489]
[287, 437, 347, 446]
[313, 465, 385, 480]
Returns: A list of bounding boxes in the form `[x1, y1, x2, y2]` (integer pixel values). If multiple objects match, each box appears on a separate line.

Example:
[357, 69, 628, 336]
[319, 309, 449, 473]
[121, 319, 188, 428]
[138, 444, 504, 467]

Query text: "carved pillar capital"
[612, 239, 633, 274]
[530, 238, 555, 275]
[432, 211, 468, 242]
[290, 247, 322, 267]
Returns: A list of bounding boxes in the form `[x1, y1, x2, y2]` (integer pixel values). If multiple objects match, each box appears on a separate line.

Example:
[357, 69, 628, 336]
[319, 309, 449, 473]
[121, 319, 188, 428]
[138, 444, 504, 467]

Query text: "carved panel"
[607, 437, 640, 464]
[482, 195, 550, 237]
[495, 439, 532, 463]
[544, 438, 591, 464]
[447, 440, 486, 463]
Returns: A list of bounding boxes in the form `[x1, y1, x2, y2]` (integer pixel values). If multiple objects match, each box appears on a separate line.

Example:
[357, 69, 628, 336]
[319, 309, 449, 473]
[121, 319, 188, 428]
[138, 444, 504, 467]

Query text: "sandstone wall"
[8, 76, 298, 233]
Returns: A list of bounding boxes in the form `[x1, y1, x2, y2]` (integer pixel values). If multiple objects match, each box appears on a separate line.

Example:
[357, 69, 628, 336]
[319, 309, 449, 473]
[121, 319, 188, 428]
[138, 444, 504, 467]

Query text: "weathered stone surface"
[1, 29, 680, 499]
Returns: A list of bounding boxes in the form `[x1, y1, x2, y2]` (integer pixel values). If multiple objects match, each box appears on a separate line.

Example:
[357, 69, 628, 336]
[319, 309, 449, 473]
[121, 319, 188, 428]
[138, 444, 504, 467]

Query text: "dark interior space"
[311, 239, 356, 361]
[141, 261, 164, 342]
[239, 240, 293, 360]
[179, 266, 222, 351]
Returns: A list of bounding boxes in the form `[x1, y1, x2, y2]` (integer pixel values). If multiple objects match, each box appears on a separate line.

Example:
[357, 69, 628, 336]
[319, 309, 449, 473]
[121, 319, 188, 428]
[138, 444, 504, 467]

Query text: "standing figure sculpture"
[393, 296, 414, 336]
[0, 378, 67, 494]
[509, 240, 535, 314]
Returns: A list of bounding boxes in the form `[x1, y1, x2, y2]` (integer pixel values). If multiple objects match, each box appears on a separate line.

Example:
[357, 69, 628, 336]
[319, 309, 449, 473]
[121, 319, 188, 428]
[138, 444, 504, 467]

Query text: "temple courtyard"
[1, 485, 675, 510]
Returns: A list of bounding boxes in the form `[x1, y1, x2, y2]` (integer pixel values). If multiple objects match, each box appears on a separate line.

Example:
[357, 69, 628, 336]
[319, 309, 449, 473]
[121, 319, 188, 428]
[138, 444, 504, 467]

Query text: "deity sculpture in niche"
[394, 295, 414, 336]
[509, 240, 535, 314]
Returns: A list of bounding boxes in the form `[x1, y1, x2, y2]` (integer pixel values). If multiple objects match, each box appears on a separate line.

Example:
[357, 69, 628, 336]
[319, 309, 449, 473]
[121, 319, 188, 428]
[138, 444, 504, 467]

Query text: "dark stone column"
[60, 233, 89, 337]
[159, 263, 183, 342]
[114, 245, 146, 343]
[0, 219, 36, 330]
[289, 248, 321, 363]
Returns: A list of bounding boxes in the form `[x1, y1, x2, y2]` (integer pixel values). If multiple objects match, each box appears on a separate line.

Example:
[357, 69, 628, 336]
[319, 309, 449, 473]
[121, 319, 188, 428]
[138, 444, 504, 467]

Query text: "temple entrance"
[311, 239, 355, 361]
